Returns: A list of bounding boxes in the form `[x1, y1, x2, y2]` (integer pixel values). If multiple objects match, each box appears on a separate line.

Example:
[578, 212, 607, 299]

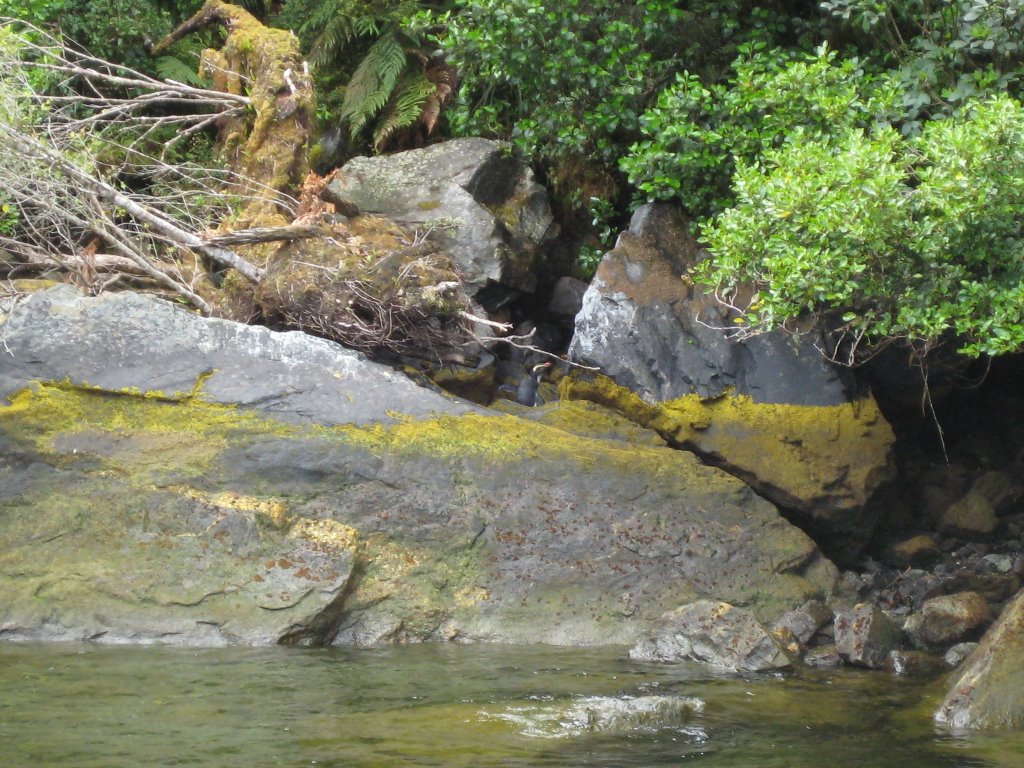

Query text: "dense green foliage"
[7, 0, 1024, 358]
[0, 0, 204, 73]
[621, 44, 900, 214]
[701, 94, 1024, 358]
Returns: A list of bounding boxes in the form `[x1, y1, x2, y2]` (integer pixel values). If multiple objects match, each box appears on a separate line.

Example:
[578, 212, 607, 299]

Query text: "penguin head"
[531, 361, 553, 378]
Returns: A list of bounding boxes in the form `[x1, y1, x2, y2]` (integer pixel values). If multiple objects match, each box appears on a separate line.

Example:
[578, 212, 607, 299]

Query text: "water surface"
[2, 642, 1021, 766]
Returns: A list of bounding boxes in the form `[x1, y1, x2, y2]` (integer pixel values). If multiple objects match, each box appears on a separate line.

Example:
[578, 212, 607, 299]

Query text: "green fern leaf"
[310, 15, 358, 67]
[155, 55, 206, 88]
[353, 15, 383, 38]
[341, 30, 409, 139]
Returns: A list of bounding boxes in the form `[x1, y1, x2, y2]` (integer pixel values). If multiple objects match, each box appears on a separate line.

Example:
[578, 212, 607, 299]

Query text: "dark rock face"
[323, 138, 557, 297]
[935, 588, 1024, 729]
[565, 203, 896, 555]
[629, 599, 791, 672]
[0, 288, 837, 647]
[568, 203, 855, 406]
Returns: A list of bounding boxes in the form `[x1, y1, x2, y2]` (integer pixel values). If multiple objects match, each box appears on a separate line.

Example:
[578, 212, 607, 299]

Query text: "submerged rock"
[935, 589, 1024, 729]
[629, 599, 791, 672]
[0, 288, 837, 647]
[482, 695, 705, 738]
[886, 649, 945, 678]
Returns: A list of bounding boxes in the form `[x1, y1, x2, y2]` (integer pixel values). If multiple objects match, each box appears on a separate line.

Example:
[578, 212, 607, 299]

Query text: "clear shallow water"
[1, 642, 1022, 767]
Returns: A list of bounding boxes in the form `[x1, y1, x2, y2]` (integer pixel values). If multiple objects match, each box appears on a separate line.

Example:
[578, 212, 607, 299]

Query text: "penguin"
[513, 361, 553, 406]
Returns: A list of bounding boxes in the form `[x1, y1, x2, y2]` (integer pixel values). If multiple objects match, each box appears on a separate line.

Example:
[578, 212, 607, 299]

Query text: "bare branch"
[0, 122, 263, 284]
[201, 224, 325, 247]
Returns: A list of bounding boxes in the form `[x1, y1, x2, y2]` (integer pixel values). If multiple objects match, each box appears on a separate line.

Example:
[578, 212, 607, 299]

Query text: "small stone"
[887, 649, 945, 678]
[921, 485, 962, 527]
[884, 534, 941, 569]
[904, 591, 991, 650]
[803, 644, 843, 669]
[956, 541, 990, 559]
[980, 554, 1014, 574]
[772, 599, 833, 644]
[834, 603, 902, 668]
[938, 491, 998, 537]
[944, 642, 979, 668]
[970, 471, 1021, 515]
[927, 572, 1021, 604]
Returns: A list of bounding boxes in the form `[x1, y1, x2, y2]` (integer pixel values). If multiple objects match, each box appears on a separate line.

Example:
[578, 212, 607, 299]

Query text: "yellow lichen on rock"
[560, 372, 895, 528]
[166, 485, 291, 528]
[288, 519, 360, 551]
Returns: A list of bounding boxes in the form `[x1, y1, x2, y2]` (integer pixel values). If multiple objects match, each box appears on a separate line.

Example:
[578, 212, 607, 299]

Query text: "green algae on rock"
[0, 288, 838, 648]
[0, 380, 836, 647]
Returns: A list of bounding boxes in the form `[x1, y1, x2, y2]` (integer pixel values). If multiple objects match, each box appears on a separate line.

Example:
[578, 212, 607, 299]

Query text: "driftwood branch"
[458, 317, 601, 371]
[200, 223, 324, 247]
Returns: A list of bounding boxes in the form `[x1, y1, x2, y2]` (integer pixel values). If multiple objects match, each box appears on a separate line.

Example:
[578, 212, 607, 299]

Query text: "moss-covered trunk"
[154, 0, 314, 224]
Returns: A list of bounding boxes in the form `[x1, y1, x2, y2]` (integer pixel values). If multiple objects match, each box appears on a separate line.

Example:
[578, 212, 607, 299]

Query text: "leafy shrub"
[0, 0, 207, 77]
[439, 0, 686, 197]
[821, 0, 1024, 130]
[620, 44, 900, 215]
[699, 94, 1024, 358]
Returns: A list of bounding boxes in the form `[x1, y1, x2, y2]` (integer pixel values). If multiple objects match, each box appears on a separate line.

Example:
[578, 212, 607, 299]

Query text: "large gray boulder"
[566, 203, 896, 554]
[323, 138, 557, 297]
[0, 285, 477, 426]
[0, 288, 838, 648]
[935, 589, 1024, 729]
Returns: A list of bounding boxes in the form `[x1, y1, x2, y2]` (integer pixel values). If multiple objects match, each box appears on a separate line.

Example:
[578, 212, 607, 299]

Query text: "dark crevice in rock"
[663, 436, 872, 569]
[277, 555, 368, 647]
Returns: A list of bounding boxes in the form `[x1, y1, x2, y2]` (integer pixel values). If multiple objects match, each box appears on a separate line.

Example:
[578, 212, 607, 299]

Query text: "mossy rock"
[0, 383, 837, 646]
[0, 289, 838, 647]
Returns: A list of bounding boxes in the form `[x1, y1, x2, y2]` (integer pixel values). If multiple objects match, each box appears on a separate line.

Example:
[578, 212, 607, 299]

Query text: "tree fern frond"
[299, 0, 354, 37]
[309, 15, 358, 67]
[341, 30, 409, 138]
[373, 72, 439, 149]
[155, 55, 207, 88]
[353, 15, 384, 38]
